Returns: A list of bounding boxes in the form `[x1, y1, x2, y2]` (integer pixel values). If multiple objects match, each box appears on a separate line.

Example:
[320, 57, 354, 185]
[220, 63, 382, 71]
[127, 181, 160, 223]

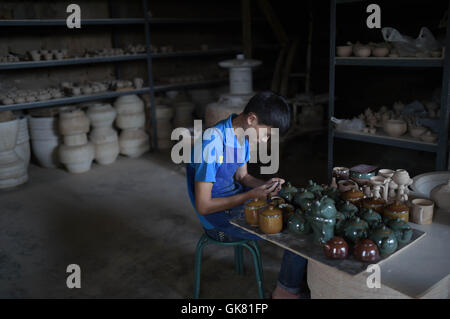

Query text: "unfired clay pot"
[59, 142, 95, 173]
[336, 45, 352, 57]
[383, 119, 407, 137]
[119, 128, 149, 158]
[59, 109, 90, 136]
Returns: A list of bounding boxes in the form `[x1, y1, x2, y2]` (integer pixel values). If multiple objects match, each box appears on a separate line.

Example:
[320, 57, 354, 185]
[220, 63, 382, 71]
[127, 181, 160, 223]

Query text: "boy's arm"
[195, 180, 278, 215]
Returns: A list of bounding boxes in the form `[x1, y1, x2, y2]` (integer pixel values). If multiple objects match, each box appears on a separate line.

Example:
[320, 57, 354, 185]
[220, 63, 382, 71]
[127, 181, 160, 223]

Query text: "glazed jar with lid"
[369, 225, 398, 256]
[360, 208, 382, 229]
[244, 198, 267, 226]
[337, 200, 358, 219]
[287, 211, 310, 235]
[278, 182, 298, 202]
[278, 203, 295, 225]
[362, 197, 386, 214]
[343, 217, 369, 244]
[259, 205, 283, 234]
[353, 239, 380, 262]
[341, 188, 364, 206]
[387, 218, 413, 246]
[323, 237, 349, 259]
[383, 200, 409, 223]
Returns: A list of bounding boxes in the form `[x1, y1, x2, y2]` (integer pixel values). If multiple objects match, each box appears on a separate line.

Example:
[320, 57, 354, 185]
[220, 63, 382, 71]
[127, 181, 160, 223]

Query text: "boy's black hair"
[243, 91, 291, 135]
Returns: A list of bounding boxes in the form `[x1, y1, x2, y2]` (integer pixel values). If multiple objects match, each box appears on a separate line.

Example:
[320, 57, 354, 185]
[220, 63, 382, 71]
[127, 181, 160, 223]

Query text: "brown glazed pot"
[323, 237, 349, 259]
[383, 200, 409, 223]
[244, 198, 267, 226]
[259, 205, 283, 234]
[353, 239, 380, 262]
[341, 188, 365, 206]
[362, 197, 387, 214]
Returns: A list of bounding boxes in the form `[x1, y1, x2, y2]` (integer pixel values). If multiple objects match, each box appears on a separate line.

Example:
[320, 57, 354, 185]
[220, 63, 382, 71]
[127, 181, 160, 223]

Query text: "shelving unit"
[327, 0, 450, 180]
[0, 0, 268, 150]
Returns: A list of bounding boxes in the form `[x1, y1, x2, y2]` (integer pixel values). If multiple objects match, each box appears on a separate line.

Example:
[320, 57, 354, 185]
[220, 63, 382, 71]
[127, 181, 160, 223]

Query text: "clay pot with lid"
[362, 197, 386, 214]
[369, 225, 398, 256]
[278, 203, 294, 225]
[343, 217, 369, 244]
[341, 188, 364, 206]
[387, 218, 413, 246]
[59, 109, 90, 136]
[323, 237, 349, 259]
[360, 208, 383, 229]
[383, 200, 409, 222]
[259, 205, 283, 234]
[337, 200, 359, 219]
[353, 239, 380, 262]
[244, 198, 267, 226]
[278, 181, 298, 202]
[287, 210, 311, 235]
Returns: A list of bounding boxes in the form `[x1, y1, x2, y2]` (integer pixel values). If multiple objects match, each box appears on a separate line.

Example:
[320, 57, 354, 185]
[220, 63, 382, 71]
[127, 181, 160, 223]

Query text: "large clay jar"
[343, 217, 369, 244]
[116, 111, 146, 129]
[29, 116, 61, 168]
[369, 225, 398, 257]
[323, 237, 349, 259]
[259, 205, 283, 234]
[353, 239, 380, 262]
[383, 201, 409, 222]
[244, 198, 267, 226]
[305, 196, 337, 245]
[387, 218, 413, 246]
[114, 95, 145, 114]
[59, 109, 90, 136]
[59, 142, 95, 173]
[86, 103, 116, 128]
[119, 128, 150, 158]
[430, 179, 450, 210]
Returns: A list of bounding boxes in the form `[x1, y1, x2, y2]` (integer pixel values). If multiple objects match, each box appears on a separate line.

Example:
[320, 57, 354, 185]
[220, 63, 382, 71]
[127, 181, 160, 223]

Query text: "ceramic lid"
[261, 205, 282, 217]
[342, 189, 364, 200]
[388, 218, 411, 229]
[346, 217, 369, 229]
[246, 198, 267, 208]
[363, 197, 386, 206]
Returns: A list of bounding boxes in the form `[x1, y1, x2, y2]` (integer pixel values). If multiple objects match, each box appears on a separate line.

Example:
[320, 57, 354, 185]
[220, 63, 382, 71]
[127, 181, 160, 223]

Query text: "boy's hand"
[248, 181, 279, 199]
[264, 177, 285, 196]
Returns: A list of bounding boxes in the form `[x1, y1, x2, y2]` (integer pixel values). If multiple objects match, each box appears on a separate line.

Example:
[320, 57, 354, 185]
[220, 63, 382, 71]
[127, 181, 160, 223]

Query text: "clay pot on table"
[353, 239, 380, 262]
[359, 208, 383, 229]
[409, 126, 427, 138]
[343, 217, 369, 244]
[341, 188, 365, 206]
[383, 200, 410, 223]
[244, 198, 267, 226]
[323, 237, 349, 259]
[383, 119, 407, 137]
[278, 181, 298, 202]
[368, 225, 398, 257]
[410, 198, 435, 225]
[259, 205, 283, 235]
[420, 131, 438, 143]
[387, 218, 413, 246]
[362, 197, 386, 215]
[287, 210, 311, 235]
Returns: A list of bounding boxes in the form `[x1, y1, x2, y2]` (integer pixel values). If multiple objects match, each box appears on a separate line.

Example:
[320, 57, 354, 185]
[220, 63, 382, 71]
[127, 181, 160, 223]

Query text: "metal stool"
[193, 232, 265, 299]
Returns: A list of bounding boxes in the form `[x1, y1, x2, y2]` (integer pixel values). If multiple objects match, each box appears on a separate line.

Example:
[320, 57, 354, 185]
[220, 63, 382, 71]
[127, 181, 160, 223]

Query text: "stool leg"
[250, 241, 264, 286]
[193, 234, 209, 299]
[242, 243, 265, 299]
[234, 246, 244, 275]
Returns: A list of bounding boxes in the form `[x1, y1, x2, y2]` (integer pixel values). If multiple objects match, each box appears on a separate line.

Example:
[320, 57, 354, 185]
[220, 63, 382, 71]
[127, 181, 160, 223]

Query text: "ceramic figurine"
[278, 181, 298, 202]
[377, 169, 394, 201]
[343, 217, 369, 244]
[353, 239, 380, 262]
[392, 169, 413, 202]
[293, 188, 315, 212]
[359, 208, 383, 229]
[369, 225, 398, 256]
[387, 218, 413, 246]
[287, 210, 311, 235]
[337, 200, 359, 219]
[323, 237, 349, 259]
[305, 196, 337, 245]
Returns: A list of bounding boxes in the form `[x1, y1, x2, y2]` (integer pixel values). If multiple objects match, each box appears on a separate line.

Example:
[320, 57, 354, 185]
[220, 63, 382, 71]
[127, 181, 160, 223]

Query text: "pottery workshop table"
[230, 209, 450, 299]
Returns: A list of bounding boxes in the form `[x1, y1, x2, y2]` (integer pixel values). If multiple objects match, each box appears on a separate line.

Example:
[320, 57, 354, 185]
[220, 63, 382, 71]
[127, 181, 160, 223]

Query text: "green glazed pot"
[343, 217, 369, 244]
[360, 208, 383, 229]
[369, 225, 398, 256]
[278, 182, 298, 202]
[287, 210, 311, 235]
[337, 200, 359, 219]
[387, 218, 413, 246]
[305, 196, 337, 245]
[322, 186, 340, 202]
[293, 189, 315, 212]
[305, 180, 324, 196]
[335, 211, 347, 236]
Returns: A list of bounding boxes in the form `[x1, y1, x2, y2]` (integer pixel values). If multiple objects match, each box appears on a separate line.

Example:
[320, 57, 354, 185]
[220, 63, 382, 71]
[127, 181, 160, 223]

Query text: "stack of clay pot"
[86, 103, 119, 165]
[58, 109, 94, 173]
[0, 111, 28, 189]
[29, 114, 61, 168]
[153, 105, 174, 150]
[114, 95, 150, 157]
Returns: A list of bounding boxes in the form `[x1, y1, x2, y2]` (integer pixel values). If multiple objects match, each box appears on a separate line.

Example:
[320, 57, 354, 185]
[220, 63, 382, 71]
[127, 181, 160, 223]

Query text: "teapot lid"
[247, 198, 267, 208]
[261, 205, 282, 217]
[342, 188, 364, 199]
[386, 200, 409, 212]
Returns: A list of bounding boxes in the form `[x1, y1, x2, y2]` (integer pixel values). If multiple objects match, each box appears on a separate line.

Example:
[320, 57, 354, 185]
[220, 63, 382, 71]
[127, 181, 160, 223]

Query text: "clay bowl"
[383, 119, 407, 137]
[336, 45, 352, 57]
[372, 47, 389, 57]
[353, 46, 371, 57]
[409, 126, 427, 138]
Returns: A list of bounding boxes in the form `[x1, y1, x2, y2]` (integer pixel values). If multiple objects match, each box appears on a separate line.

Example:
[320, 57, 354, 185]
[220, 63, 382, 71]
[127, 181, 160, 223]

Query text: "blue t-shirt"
[186, 114, 250, 229]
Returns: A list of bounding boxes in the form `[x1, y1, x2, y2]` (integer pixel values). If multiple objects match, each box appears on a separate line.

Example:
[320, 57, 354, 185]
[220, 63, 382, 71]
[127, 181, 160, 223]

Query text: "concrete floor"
[0, 152, 287, 299]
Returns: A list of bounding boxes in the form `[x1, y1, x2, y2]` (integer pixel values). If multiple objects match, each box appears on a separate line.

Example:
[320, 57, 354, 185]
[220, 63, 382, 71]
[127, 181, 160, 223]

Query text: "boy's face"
[245, 113, 272, 143]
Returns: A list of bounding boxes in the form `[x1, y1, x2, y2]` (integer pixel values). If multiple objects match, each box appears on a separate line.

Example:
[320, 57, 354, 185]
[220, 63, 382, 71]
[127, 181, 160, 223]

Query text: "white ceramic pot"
[116, 111, 146, 129]
[95, 140, 120, 165]
[90, 127, 118, 144]
[0, 119, 19, 152]
[114, 95, 144, 114]
[59, 109, 90, 136]
[17, 117, 29, 144]
[0, 173, 28, 189]
[430, 180, 450, 210]
[409, 126, 427, 138]
[63, 133, 88, 146]
[31, 138, 60, 168]
[353, 45, 371, 57]
[29, 117, 58, 134]
[59, 142, 95, 173]
[154, 105, 174, 121]
[383, 119, 407, 137]
[15, 141, 31, 165]
[119, 129, 150, 158]
[86, 104, 117, 128]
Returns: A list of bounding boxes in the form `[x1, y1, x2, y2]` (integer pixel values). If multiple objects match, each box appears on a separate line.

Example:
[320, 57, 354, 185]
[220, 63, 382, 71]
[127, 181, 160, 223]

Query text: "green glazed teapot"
[278, 182, 298, 202]
[305, 180, 324, 196]
[369, 225, 398, 257]
[293, 188, 315, 212]
[305, 196, 337, 245]
[287, 209, 311, 235]
[360, 208, 383, 229]
[343, 217, 369, 244]
[337, 200, 359, 219]
[322, 186, 340, 202]
[387, 218, 413, 246]
[335, 211, 347, 236]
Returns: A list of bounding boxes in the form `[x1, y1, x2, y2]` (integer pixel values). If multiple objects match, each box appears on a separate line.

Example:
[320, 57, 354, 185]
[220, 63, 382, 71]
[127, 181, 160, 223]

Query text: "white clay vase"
[63, 133, 88, 146]
[430, 180, 450, 210]
[86, 103, 117, 128]
[59, 142, 95, 173]
[114, 95, 145, 115]
[94, 140, 120, 165]
[59, 109, 90, 136]
[89, 127, 118, 144]
[116, 111, 146, 130]
[119, 128, 149, 158]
